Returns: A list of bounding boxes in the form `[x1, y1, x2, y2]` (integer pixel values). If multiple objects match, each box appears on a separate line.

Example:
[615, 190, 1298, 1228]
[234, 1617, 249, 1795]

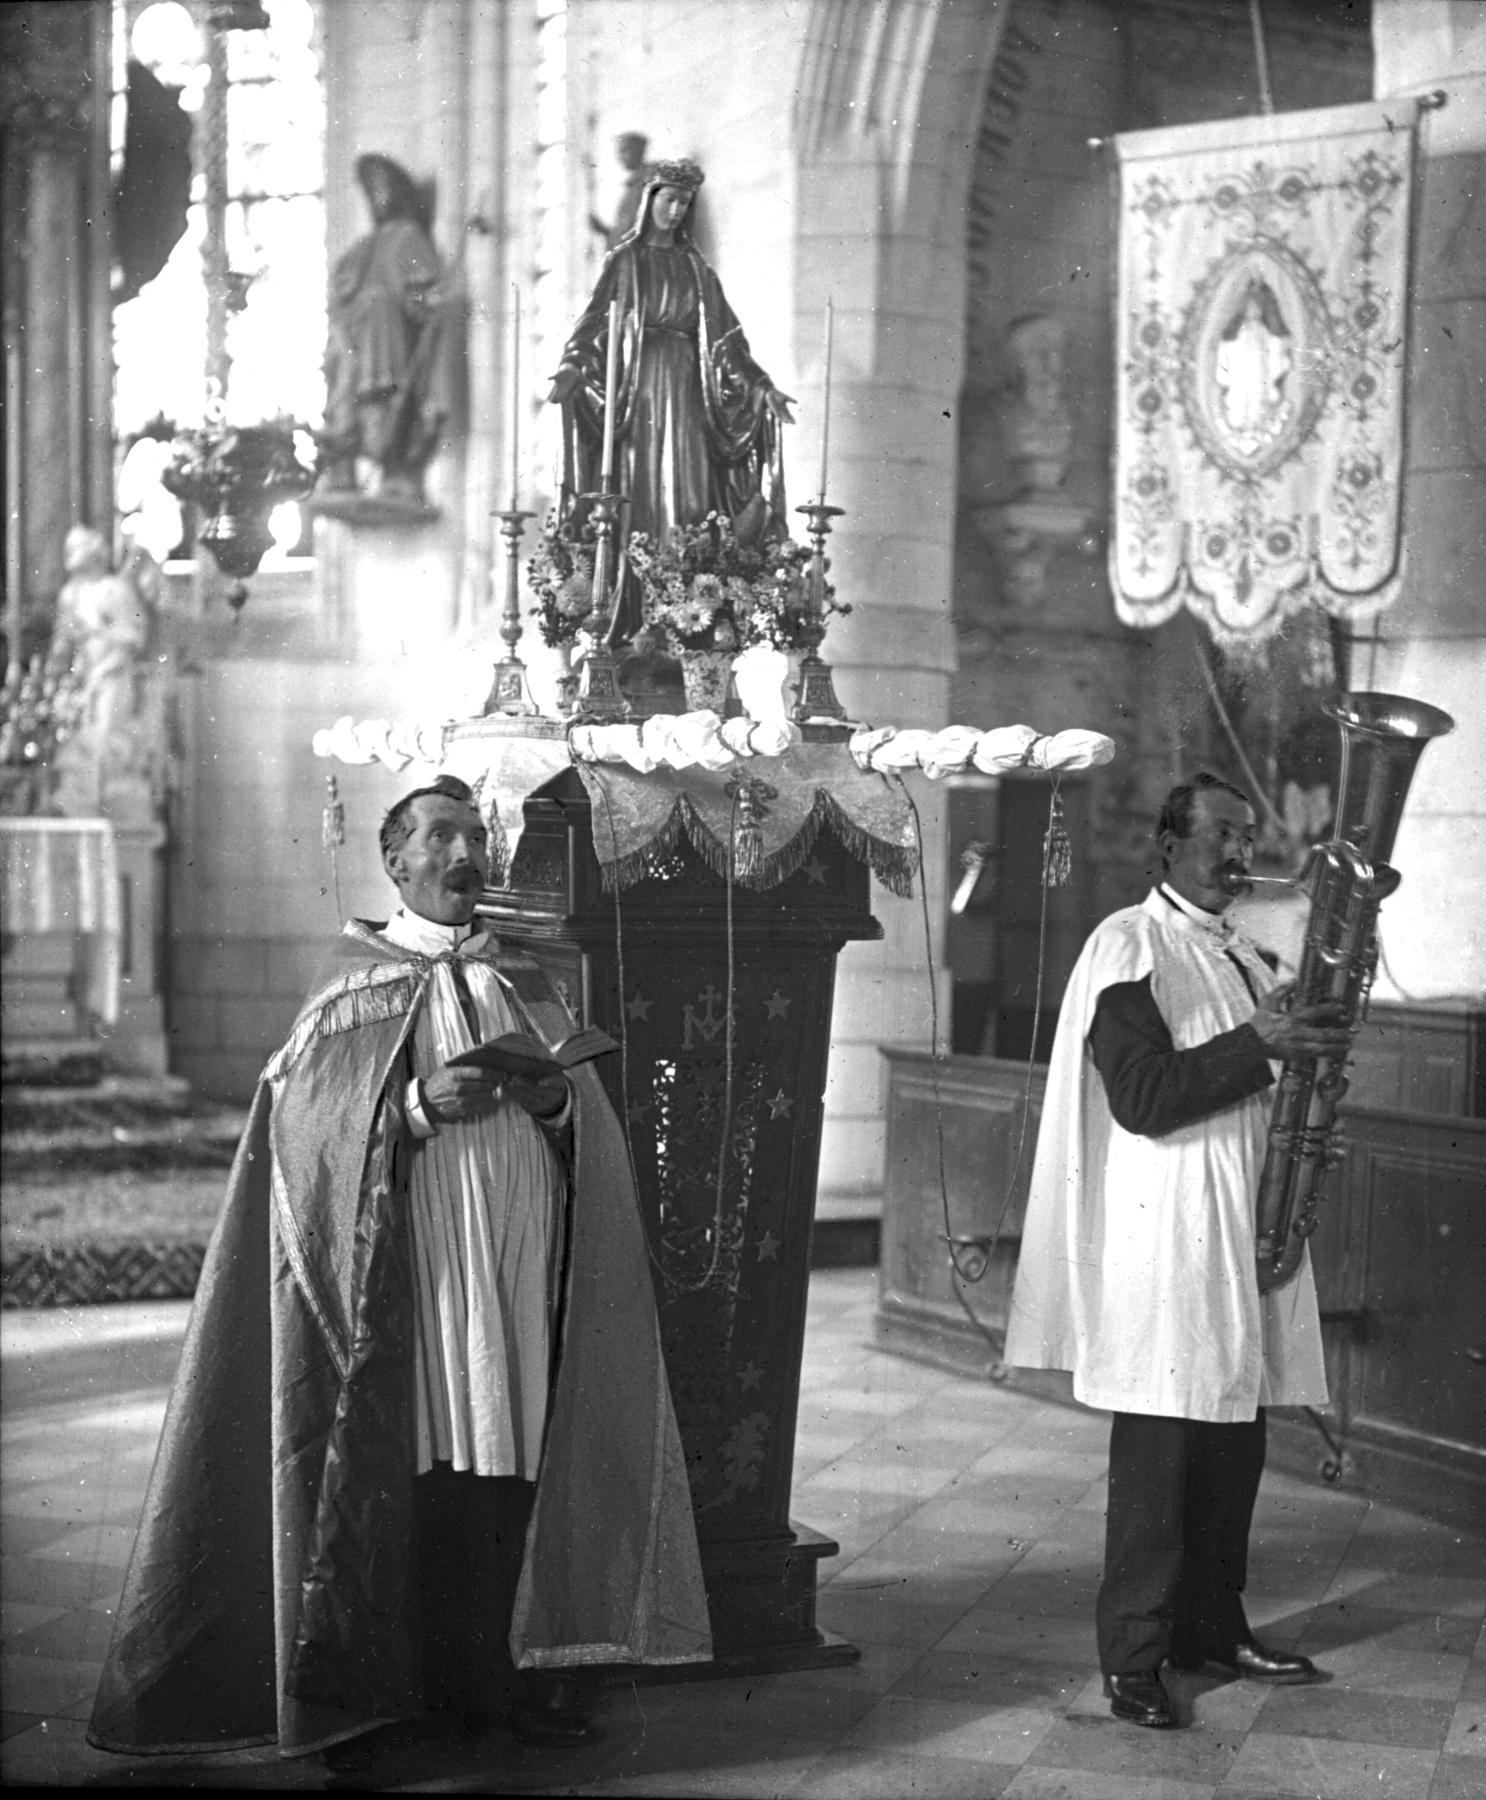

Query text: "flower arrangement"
[628, 511, 846, 655]
[526, 511, 597, 647]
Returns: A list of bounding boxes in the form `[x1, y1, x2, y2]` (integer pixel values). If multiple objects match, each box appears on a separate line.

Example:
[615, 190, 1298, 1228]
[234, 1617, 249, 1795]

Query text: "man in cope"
[91, 775, 709, 1770]
[1004, 773, 1351, 1730]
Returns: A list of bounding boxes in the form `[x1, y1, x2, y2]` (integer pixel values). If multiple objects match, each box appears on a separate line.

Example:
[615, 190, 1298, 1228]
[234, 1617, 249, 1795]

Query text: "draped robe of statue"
[323, 215, 450, 500]
[554, 237, 786, 643]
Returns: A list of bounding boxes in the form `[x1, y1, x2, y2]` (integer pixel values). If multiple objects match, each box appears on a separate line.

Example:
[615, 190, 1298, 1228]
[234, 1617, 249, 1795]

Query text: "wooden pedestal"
[476, 769, 881, 1674]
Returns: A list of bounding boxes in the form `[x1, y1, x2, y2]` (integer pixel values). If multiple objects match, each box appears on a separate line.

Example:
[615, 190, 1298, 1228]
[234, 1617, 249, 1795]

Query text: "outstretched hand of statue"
[547, 363, 582, 406]
[766, 387, 797, 425]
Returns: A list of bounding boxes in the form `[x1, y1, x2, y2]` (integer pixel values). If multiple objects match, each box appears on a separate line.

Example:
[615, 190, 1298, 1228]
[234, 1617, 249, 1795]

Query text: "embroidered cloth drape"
[1110, 100, 1418, 646]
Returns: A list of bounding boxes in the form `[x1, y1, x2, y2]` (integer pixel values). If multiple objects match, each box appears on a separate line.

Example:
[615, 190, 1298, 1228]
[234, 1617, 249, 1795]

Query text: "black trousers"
[414, 1465, 535, 1720]
[1095, 1409, 1267, 1676]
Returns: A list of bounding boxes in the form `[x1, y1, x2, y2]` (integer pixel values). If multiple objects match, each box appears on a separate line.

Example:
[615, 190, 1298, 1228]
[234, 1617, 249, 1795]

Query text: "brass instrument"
[1252, 691, 1455, 1294]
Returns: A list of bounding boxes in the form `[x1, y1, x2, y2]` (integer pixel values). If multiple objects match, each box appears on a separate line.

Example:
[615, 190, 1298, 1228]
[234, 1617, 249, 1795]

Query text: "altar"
[0, 816, 121, 1082]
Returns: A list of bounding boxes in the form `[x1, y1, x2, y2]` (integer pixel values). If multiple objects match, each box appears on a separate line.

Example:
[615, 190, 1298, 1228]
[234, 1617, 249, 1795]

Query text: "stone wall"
[1365, 0, 1486, 1001]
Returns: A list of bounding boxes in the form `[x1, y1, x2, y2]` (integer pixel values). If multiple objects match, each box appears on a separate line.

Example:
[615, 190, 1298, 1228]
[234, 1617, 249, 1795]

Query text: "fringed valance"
[312, 714, 1116, 897]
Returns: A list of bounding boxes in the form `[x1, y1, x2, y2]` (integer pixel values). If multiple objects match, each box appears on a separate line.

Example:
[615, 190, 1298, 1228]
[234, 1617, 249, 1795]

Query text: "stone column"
[1367, 2, 1486, 1000]
[0, 0, 113, 663]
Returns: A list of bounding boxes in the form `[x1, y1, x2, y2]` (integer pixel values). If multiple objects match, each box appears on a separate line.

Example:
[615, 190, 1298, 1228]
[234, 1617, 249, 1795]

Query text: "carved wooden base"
[595, 1524, 860, 1685]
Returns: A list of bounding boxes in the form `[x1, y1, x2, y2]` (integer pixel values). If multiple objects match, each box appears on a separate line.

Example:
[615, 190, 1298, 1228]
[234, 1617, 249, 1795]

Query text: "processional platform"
[447, 720, 923, 1677]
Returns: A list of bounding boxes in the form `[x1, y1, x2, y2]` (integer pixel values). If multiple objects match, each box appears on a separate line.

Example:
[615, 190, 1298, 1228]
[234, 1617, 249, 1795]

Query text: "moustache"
[443, 867, 483, 890]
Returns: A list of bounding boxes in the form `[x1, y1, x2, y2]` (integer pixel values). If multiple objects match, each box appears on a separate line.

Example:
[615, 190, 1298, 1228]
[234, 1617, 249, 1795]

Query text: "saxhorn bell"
[1253, 691, 1455, 1294]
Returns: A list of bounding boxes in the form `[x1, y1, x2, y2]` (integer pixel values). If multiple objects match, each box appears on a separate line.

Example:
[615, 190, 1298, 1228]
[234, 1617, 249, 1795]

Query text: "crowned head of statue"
[636, 158, 705, 243]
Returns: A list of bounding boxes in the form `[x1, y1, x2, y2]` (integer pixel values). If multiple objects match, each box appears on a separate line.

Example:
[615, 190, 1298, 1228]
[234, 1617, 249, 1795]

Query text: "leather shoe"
[1171, 1638, 1319, 1683]
[1103, 1671, 1176, 1728]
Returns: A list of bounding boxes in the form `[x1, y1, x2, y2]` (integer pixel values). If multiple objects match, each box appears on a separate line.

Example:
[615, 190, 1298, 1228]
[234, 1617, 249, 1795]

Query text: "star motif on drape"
[802, 858, 828, 885]
[766, 1088, 793, 1120]
[627, 1098, 652, 1126]
[625, 991, 653, 1021]
[737, 1361, 764, 1390]
[755, 1231, 781, 1263]
[764, 989, 791, 1020]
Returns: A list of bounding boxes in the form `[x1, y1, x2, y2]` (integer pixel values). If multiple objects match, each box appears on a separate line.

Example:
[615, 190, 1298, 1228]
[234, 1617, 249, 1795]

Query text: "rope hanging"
[1248, 0, 1275, 116]
[897, 775, 1072, 1354]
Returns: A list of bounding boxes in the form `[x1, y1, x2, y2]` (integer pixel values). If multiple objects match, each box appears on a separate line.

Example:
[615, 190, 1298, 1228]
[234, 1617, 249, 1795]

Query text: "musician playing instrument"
[1004, 773, 1354, 1730]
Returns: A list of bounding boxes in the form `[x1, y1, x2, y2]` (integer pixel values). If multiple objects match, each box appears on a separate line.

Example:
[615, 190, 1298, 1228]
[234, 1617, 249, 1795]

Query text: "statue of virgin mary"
[547, 158, 794, 644]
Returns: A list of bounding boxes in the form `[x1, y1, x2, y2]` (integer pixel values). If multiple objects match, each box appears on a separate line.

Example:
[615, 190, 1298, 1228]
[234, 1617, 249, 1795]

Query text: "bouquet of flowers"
[526, 511, 597, 647]
[628, 510, 845, 655]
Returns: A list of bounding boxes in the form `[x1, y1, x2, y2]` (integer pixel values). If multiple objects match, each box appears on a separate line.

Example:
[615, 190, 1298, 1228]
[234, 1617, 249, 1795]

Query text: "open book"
[445, 1024, 618, 1081]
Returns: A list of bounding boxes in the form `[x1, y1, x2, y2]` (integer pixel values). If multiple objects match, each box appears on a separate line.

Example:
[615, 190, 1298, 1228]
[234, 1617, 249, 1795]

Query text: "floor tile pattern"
[2, 1272, 1482, 1793]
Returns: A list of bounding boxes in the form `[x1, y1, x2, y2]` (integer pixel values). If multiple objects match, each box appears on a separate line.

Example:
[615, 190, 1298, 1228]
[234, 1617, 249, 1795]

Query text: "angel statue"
[317, 153, 452, 510]
[547, 158, 795, 645]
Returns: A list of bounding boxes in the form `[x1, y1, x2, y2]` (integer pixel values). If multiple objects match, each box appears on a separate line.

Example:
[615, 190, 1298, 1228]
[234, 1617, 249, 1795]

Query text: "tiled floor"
[2, 1270, 1483, 1795]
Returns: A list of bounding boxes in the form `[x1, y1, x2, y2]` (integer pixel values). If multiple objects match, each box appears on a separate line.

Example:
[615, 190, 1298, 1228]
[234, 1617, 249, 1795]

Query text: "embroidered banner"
[1110, 100, 1418, 646]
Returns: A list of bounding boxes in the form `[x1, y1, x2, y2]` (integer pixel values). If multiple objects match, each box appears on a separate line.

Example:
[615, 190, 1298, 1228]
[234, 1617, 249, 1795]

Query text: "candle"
[600, 298, 621, 493]
[509, 284, 521, 510]
[818, 297, 834, 503]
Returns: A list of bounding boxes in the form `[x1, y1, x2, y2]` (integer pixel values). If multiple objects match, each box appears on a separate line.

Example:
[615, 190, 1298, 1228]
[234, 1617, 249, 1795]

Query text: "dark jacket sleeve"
[1088, 976, 1274, 1138]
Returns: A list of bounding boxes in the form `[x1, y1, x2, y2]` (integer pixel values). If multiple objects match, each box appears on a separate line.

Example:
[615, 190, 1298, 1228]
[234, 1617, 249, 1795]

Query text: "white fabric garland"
[313, 713, 1116, 778]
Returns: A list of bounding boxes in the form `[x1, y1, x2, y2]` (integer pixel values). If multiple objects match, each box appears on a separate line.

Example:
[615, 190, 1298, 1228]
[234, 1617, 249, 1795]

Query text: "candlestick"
[482, 505, 538, 717]
[817, 298, 834, 503]
[791, 497, 849, 737]
[509, 284, 521, 511]
[600, 297, 620, 493]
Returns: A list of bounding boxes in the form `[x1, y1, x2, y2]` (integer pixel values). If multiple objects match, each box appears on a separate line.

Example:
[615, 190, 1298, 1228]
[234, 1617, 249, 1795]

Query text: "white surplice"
[379, 907, 562, 1478]
[1003, 887, 1327, 1422]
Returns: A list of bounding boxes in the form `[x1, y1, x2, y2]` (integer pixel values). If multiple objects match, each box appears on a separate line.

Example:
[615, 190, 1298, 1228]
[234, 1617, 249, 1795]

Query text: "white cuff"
[406, 1077, 438, 1138]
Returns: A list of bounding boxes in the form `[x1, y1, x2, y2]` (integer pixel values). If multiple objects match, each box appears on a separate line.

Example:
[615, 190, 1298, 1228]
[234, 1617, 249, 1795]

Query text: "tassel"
[322, 774, 346, 919]
[726, 775, 776, 883]
[734, 811, 763, 882]
[322, 773, 345, 851]
[1042, 782, 1072, 889]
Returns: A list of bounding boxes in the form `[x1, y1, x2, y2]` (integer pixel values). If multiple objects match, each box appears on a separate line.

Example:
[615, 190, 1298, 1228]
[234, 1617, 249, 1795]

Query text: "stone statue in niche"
[589, 131, 651, 252]
[315, 154, 452, 518]
[973, 311, 1092, 609]
[998, 312, 1073, 496]
[48, 525, 161, 819]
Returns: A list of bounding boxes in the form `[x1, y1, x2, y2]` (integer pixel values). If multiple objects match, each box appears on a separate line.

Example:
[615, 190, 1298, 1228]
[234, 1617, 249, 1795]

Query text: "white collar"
[380, 906, 489, 957]
[1157, 882, 1238, 943]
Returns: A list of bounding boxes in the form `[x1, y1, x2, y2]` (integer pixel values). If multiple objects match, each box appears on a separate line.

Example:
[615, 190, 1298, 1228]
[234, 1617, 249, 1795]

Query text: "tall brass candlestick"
[589, 298, 622, 631]
[817, 298, 833, 504]
[791, 496, 849, 736]
[509, 284, 522, 510]
[600, 297, 620, 492]
[574, 298, 628, 718]
[482, 504, 538, 716]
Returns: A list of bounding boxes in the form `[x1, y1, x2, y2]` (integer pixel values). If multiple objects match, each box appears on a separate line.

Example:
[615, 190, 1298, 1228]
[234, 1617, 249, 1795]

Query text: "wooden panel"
[877, 1050, 1045, 1369]
[1346, 1110, 1486, 1451]
[1344, 1002, 1484, 1118]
